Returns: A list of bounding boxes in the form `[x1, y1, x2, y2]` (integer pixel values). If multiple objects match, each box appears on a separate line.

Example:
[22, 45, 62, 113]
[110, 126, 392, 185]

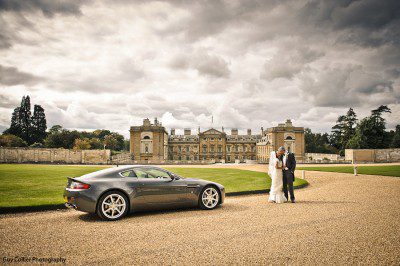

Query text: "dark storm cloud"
[0, 94, 19, 108]
[0, 0, 89, 50]
[300, 64, 399, 107]
[299, 0, 400, 47]
[261, 47, 324, 81]
[170, 51, 230, 78]
[0, 0, 87, 17]
[153, 0, 282, 43]
[0, 64, 42, 86]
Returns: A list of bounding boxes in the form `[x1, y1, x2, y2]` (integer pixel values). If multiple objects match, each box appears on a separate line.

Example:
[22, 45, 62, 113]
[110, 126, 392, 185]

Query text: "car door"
[135, 167, 190, 205]
[119, 169, 147, 207]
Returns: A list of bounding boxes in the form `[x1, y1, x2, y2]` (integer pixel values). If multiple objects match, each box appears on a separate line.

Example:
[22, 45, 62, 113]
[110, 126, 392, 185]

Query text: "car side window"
[120, 170, 137, 178]
[134, 169, 150, 179]
[144, 168, 171, 179]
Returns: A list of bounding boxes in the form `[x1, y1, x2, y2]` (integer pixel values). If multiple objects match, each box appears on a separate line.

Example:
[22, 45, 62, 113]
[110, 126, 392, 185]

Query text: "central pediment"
[201, 128, 223, 135]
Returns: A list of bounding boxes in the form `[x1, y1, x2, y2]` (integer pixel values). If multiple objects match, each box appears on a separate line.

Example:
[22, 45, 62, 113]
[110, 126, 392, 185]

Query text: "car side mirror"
[169, 173, 178, 180]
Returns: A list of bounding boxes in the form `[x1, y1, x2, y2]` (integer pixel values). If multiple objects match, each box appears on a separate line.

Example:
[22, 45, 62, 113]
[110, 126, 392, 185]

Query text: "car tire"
[96, 191, 129, 221]
[199, 186, 220, 210]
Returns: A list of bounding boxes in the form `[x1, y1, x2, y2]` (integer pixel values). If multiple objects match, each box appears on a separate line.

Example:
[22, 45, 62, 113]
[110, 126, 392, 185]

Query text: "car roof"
[79, 165, 166, 178]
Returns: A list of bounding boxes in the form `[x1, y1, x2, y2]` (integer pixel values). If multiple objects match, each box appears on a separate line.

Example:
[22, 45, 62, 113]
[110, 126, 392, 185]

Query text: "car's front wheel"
[199, 186, 220, 210]
[97, 191, 129, 221]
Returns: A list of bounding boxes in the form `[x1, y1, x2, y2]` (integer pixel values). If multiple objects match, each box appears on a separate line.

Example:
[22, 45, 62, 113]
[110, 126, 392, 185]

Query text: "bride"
[268, 147, 287, 203]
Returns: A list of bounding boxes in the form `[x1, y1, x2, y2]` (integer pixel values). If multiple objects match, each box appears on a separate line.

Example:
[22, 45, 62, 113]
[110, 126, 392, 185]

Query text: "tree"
[4, 107, 22, 137]
[31, 104, 47, 143]
[89, 138, 103, 149]
[331, 115, 346, 150]
[390, 125, 400, 148]
[124, 139, 130, 151]
[93, 129, 112, 141]
[4, 95, 47, 145]
[104, 134, 118, 150]
[305, 128, 338, 154]
[44, 129, 80, 149]
[73, 138, 91, 150]
[331, 108, 358, 153]
[49, 125, 63, 134]
[19, 96, 32, 143]
[347, 105, 391, 149]
[0, 134, 27, 147]
[30, 142, 44, 148]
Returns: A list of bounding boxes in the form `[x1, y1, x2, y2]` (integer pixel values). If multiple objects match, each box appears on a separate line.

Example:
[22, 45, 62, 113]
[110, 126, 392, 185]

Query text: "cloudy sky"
[0, 0, 399, 138]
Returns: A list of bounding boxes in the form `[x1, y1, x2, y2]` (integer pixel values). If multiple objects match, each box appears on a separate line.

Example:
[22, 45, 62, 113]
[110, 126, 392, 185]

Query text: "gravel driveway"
[1, 170, 399, 265]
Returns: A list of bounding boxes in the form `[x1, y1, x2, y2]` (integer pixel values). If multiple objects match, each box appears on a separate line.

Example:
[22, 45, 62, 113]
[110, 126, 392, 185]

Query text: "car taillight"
[70, 181, 90, 190]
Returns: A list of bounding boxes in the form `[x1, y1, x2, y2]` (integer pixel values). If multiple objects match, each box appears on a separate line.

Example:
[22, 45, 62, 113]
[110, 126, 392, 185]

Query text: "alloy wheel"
[101, 194, 127, 219]
[201, 187, 219, 209]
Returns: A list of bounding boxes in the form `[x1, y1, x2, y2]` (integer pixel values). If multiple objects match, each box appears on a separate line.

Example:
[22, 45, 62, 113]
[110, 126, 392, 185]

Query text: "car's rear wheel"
[97, 191, 128, 221]
[199, 186, 220, 210]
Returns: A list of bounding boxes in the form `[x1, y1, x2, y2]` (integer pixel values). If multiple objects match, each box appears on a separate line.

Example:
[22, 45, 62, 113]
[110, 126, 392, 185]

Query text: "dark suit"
[283, 152, 296, 201]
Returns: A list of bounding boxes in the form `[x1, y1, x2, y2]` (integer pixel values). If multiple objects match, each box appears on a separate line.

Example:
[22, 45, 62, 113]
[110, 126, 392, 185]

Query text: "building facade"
[129, 118, 168, 163]
[130, 118, 305, 163]
[256, 119, 305, 163]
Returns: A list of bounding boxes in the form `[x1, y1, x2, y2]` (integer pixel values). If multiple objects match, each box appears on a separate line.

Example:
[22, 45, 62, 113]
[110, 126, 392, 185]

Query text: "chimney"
[247, 129, 251, 135]
[184, 128, 191, 135]
[198, 126, 200, 133]
[285, 119, 293, 127]
[231, 128, 238, 136]
[261, 127, 264, 135]
[170, 129, 175, 135]
[154, 117, 158, 125]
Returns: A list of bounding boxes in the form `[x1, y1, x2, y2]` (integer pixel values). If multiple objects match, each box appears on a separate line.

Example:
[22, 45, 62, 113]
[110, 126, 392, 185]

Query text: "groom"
[283, 148, 296, 203]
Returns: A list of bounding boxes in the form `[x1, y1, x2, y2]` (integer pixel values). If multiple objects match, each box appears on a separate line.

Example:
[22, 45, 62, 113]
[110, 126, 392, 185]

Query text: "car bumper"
[63, 188, 97, 213]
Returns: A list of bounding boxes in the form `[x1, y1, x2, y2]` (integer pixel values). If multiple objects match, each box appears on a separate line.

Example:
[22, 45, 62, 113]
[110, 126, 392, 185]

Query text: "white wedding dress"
[268, 151, 287, 203]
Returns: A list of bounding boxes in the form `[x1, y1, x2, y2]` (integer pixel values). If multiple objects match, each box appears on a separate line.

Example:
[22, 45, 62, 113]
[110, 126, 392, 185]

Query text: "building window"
[186, 156, 190, 161]
[211, 137, 214, 141]
[235, 145, 239, 152]
[178, 156, 182, 160]
[218, 146, 222, 152]
[186, 146, 190, 152]
[202, 145, 207, 153]
[210, 145, 215, 152]
[227, 146, 231, 152]
[227, 156, 231, 161]
[178, 145, 182, 151]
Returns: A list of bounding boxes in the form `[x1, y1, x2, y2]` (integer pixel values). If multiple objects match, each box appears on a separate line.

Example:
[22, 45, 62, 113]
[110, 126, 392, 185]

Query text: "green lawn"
[0, 164, 307, 210]
[165, 167, 307, 193]
[297, 165, 400, 177]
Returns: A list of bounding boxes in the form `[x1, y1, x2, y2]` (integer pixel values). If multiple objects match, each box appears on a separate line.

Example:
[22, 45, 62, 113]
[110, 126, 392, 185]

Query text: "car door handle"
[187, 184, 200, 188]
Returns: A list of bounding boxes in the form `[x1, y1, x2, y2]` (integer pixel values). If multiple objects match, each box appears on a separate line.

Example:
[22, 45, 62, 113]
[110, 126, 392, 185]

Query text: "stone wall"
[0, 148, 111, 164]
[345, 149, 400, 163]
[305, 153, 344, 163]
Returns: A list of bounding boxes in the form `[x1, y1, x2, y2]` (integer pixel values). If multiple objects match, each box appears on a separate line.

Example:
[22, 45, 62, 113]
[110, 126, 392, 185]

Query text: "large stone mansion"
[129, 118, 305, 163]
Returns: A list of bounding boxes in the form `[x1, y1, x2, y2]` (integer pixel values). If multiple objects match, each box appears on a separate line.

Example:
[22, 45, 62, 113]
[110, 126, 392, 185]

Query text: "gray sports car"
[64, 166, 225, 220]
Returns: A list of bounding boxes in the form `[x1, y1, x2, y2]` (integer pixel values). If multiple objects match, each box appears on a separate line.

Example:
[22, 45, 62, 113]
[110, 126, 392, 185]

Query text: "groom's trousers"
[283, 170, 295, 201]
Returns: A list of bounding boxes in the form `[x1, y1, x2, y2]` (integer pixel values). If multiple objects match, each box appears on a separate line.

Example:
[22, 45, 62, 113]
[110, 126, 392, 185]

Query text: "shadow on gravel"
[0, 204, 65, 214]
[295, 200, 357, 205]
[77, 203, 249, 222]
